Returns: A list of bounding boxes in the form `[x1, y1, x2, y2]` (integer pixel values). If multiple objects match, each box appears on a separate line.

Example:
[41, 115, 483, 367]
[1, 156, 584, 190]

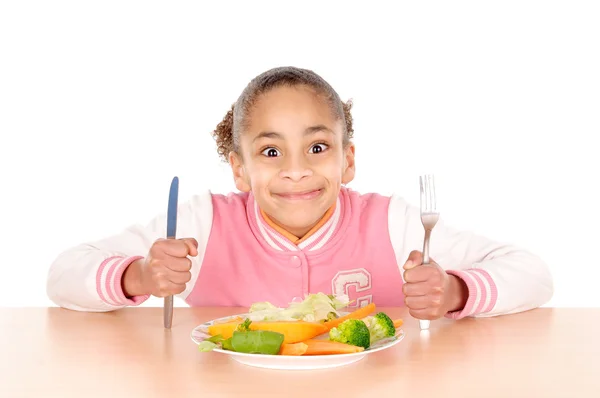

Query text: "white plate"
[190, 313, 405, 370]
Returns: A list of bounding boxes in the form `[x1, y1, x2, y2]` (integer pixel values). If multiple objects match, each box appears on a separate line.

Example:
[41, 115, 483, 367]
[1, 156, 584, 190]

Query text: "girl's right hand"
[122, 238, 198, 298]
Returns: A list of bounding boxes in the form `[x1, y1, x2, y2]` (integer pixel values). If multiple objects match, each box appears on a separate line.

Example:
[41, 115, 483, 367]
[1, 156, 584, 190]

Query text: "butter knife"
[164, 176, 179, 329]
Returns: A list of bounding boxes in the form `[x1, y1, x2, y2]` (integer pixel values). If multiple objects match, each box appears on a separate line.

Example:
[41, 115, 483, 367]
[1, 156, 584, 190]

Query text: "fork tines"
[419, 174, 437, 215]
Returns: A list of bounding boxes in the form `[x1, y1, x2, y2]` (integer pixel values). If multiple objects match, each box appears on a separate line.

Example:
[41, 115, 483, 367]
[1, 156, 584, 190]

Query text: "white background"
[1, 1, 598, 308]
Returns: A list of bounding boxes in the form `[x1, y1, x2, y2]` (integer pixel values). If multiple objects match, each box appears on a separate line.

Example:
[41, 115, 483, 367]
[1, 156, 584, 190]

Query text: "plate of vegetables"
[191, 293, 404, 370]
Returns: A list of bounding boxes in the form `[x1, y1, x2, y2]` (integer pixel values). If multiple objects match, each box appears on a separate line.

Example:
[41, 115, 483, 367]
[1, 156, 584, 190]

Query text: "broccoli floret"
[329, 319, 370, 349]
[364, 312, 396, 344]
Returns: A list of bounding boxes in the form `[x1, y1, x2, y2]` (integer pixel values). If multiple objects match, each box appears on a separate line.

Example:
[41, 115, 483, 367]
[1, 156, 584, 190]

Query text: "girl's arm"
[388, 195, 553, 319]
[46, 191, 214, 312]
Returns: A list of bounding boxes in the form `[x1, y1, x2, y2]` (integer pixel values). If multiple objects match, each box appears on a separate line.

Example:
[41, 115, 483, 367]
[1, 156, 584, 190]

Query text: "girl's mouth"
[274, 189, 324, 201]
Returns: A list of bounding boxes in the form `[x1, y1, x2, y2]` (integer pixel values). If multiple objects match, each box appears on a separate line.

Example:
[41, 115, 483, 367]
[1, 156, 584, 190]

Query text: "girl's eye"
[310, 143, 328, 154]
[261, 147, 281, 157]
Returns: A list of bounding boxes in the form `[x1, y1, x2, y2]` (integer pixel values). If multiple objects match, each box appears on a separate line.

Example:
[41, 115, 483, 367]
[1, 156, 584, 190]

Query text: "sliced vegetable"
[206, 334, 225, 343]
[246, 293, 350, 323]
[230, 330, 284, 355]
[207, 320, 241, 339]
[323, 303, 376, 330]
[249, 301, 278, 312]
[249, 321, 328, 343]
[197, 340, 219, 352]
[278, 342, 308, 356]
[301, 339, 365, 355]
[222, 337, 234, 351]
[197, 334, 225, 352]
[393, 319, 403, 328]
[208, 319, 328, 343]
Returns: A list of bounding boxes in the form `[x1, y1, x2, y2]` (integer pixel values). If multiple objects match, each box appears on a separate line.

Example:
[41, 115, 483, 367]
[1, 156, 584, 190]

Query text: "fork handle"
[422, 229, 432, 264]
[419, 229, 433, 331]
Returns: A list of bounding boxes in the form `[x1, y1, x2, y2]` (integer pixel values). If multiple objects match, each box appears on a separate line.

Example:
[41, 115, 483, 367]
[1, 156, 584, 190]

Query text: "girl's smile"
[271, 188, 324, 202]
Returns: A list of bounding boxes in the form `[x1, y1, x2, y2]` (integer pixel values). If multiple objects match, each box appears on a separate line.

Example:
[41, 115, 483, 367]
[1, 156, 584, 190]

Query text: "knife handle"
[164, 295, 174, 328]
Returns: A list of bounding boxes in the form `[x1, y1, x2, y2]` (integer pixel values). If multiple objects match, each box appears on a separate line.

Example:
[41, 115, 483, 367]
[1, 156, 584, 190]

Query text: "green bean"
[231, 330, 284, 355]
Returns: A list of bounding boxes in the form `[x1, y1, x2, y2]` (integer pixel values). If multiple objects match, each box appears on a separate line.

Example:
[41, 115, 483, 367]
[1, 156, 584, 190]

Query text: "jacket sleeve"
[387, 194, 553, 319]
[46, 191, 214, 312]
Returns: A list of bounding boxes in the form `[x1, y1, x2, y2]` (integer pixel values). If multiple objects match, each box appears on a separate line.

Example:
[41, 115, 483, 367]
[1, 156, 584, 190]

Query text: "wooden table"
[1, 307, 598, 397]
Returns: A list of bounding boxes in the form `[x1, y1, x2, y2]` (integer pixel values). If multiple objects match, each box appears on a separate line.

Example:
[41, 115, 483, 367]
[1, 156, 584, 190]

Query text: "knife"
[164, 176, 179, 329]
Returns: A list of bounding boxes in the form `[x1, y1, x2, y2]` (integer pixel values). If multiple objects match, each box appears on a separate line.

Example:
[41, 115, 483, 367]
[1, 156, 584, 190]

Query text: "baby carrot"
[323, 303, 376, 330]
[301, 339, 365, 355]
[279, 342, 309, 356]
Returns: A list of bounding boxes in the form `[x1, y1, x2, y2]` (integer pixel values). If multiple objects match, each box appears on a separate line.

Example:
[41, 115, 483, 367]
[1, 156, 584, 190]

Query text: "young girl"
[47, 66, 553, 321]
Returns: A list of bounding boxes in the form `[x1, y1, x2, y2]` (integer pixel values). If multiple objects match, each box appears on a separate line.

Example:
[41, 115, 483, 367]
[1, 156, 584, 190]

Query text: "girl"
[47, 66, 553, 321]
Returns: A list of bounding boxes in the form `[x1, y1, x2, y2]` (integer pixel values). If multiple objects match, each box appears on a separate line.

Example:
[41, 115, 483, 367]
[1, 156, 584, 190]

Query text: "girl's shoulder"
[341, 187, 418, 227]
[209, 190, 251, 207]
[342, 187, 404, 211]
[172, 190, 250, 229]
[184, 190, 250, 209]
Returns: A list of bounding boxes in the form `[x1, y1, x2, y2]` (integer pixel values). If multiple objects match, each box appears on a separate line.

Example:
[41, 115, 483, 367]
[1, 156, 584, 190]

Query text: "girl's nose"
[279, 155, 313, 182]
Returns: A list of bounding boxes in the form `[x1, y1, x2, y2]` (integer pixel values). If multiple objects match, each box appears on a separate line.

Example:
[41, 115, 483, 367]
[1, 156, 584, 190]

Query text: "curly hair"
[211, 66, 354, 163]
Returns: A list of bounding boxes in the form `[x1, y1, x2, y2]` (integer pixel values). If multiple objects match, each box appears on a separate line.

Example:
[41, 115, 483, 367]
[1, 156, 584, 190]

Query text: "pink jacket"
[46, 187, 553, 319]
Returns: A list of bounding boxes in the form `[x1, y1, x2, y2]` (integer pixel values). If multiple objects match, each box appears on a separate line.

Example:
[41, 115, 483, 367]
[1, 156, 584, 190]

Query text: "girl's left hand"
[402, 250, 468, 320]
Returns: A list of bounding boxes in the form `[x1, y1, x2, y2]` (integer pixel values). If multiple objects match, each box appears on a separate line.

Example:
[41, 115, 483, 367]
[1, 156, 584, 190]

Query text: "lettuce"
[246, 293, 350, 323]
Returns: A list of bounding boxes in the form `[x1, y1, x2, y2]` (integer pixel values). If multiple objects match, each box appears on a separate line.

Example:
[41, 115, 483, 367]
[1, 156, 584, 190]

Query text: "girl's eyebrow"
[253, 125, 333, 143]
[253, 131, 283, 142]
[305, 125, 334, 136]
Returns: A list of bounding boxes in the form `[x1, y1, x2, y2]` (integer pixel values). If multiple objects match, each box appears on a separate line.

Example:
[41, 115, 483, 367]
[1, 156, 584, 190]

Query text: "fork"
[419, 174, 440, 330]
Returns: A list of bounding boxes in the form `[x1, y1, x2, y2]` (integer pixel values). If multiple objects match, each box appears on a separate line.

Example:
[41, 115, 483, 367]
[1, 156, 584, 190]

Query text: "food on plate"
[230, 330, 285, 355]
[278, 342, 309, 356]
[301, 339, 365, 355]
[322, 302, 376, 330]
[328, 319, 371, 349]
[245, 292, 350, 323]
[362, 312, 396, 344]
[208, 319, 328, 343]
[197, 293, 403, 356]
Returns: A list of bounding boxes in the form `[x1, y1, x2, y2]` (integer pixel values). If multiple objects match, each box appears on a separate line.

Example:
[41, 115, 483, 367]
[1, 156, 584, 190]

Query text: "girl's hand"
[122, 238, 198, 297]
[401, 250, 468, 320]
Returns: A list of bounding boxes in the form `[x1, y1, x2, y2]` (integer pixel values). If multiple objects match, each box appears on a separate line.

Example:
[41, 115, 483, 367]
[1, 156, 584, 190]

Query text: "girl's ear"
[341, 143, 356, 185]
[229, 151, 251, 192]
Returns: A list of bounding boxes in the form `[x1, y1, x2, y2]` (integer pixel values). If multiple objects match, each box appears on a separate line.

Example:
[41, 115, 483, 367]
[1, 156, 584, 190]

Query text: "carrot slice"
[250, 321, 328, 343]
[279, 342, 308, 356]
[301, 339, 365, 355]
[208, 320, 328, 343]
[323, 303, 376, 330]
[207, 320, 241, 339]
[393, 319, 403, 328]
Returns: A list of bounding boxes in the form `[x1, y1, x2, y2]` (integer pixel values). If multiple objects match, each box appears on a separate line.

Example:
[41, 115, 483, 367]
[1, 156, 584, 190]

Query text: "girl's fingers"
[404, 295, 430, 310]
[403, 250, 423, 269]
[167, 270, 192, 284]
[403, 281, 432, 296]
[409, 308, 437, 320]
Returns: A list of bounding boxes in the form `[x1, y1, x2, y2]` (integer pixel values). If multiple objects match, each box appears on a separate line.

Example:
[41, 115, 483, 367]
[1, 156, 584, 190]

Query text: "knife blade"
[164, 176, 179, 329]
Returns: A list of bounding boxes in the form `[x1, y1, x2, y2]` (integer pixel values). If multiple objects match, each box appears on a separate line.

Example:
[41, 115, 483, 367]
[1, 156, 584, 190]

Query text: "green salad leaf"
[197, 334, 225, 352]
[246, 293, 350, 323]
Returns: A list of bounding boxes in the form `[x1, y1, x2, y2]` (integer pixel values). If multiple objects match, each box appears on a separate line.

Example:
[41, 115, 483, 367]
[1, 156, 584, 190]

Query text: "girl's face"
[229, 85, 355, 237]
